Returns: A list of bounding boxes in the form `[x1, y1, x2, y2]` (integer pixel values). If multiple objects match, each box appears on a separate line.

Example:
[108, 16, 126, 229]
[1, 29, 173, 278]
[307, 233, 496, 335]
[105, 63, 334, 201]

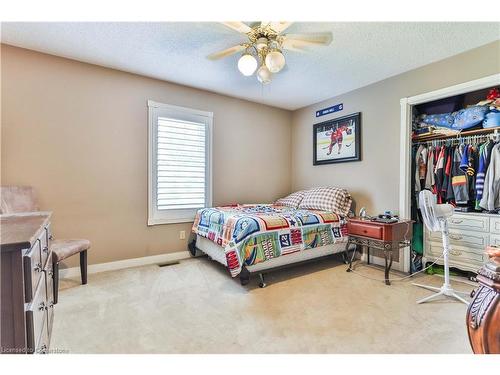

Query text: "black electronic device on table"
[371, 214, 399, 224]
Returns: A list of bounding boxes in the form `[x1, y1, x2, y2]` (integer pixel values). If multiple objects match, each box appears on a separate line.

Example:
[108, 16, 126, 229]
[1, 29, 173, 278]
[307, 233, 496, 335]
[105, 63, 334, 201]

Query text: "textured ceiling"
[1, 22, 499, 110]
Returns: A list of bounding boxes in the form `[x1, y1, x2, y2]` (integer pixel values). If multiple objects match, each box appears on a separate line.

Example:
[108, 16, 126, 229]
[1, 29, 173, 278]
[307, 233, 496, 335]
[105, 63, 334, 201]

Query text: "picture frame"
[313, 112, 361, 165]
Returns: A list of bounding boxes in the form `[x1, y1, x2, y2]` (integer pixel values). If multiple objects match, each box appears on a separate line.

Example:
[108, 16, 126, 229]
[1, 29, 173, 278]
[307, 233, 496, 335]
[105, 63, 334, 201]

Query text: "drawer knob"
[34, 263, 43, 272]
[38, 301, 47, 311]
[42, 246, 49, 253]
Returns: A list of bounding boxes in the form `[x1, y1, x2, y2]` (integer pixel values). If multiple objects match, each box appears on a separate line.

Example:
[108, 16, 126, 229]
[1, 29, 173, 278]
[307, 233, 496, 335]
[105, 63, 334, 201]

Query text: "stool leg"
[80, 250, 88, 285]
[53, 262, 59, 304]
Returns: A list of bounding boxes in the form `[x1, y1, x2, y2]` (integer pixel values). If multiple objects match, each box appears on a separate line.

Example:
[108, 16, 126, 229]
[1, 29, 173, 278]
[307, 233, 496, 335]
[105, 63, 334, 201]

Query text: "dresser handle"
[38, 301, 47, 311]
[38, 344, 48, 354]
[449, 234, 463, 241]
[34, 263, 43, 272]
[42, 246, 49, 253]
[450, 250, 462, 256]
[451, 219, 463, 224]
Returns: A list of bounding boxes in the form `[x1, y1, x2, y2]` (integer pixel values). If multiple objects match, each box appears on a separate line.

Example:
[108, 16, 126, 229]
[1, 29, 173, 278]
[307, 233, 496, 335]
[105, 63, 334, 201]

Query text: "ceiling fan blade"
[284, 32, 333, 46]
[207, 45, 245, 60]
[269, 22, 293, 34]
[281, 41, 308, 52]
[221, 22, 252, 34]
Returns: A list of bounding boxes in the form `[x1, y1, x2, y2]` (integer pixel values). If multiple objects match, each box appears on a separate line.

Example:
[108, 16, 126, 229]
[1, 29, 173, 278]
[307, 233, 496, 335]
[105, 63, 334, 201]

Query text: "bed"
[190, 203, 351, 287]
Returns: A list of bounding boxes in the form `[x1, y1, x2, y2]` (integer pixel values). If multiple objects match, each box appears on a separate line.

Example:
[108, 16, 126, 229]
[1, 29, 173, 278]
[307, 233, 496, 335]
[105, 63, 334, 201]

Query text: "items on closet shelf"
[412, 88, 500, 138]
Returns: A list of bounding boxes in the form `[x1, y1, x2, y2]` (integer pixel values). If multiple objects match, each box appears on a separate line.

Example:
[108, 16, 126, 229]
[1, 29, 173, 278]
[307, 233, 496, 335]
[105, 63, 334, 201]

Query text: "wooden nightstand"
[346, 218, 413, 285]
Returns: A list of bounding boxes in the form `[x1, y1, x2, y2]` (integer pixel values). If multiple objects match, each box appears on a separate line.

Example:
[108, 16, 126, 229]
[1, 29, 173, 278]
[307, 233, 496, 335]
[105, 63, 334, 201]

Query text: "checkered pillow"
[274, 190, 306, 208]
[299, 187, 352, 216]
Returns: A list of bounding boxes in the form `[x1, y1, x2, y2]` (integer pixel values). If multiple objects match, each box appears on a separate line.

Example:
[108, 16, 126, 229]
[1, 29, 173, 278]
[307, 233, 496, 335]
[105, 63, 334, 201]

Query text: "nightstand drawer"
[347, 221, 383, 239]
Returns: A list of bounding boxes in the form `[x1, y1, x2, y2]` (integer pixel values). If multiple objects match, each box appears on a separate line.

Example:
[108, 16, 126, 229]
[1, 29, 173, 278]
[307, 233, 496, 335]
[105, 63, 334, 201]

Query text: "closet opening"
[405, 82, 500, 277]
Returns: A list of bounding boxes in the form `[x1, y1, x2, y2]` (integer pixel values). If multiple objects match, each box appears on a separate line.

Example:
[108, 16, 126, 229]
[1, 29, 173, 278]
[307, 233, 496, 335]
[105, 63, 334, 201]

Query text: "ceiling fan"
[207, 22, 333, 84]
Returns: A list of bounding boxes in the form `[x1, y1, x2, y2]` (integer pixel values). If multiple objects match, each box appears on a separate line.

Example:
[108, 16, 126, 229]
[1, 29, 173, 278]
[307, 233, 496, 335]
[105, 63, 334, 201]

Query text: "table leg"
[346, 241, 357, 272]
[384, 250, 390, 285]
[367, 246, 370, 265]
[384, 248, 394, 286]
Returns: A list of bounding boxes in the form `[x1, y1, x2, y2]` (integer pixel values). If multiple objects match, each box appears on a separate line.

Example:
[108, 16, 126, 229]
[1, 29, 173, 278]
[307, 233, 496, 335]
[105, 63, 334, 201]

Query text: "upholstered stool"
[1, 185, 91, 304]
[51, 239, 91, 304]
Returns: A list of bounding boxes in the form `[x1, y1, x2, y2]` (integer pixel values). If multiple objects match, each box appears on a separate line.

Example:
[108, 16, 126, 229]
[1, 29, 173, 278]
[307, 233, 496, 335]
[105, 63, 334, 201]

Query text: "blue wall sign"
[316, 103, 343, 117]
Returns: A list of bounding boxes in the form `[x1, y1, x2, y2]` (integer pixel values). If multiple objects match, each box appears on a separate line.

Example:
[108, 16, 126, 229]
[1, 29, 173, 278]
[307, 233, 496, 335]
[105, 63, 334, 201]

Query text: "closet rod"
[412, 128, 499, 146]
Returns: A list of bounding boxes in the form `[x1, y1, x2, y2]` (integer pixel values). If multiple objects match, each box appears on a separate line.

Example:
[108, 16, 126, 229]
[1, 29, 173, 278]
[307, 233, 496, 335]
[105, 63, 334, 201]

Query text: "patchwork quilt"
[192, 204, 348, 277]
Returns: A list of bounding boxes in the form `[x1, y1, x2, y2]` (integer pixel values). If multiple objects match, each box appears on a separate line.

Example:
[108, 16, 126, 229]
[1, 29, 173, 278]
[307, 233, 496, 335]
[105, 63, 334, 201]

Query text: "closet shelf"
[412, 126, 500, 142]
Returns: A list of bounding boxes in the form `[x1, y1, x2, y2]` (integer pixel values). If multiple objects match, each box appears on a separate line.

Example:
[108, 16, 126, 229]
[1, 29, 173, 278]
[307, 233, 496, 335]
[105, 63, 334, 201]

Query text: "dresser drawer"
[448, 215, 489, 232]
[426, 241, 486, 266]
[40, 226, 50, 268]
[490, 234, 500, 247]
[26, 275, 48, 353]
[23, 239, 43, 303]
[347, 221, 383, 239]
[44, 257, 55, 335]
[34, 315, 49, 354]
[490, 217, 500, 234]
[428, 228, 489, 249]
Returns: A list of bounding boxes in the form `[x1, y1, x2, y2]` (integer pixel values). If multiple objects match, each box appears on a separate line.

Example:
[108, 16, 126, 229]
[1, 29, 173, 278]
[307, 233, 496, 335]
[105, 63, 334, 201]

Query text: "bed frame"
[189, 235, 353, 288]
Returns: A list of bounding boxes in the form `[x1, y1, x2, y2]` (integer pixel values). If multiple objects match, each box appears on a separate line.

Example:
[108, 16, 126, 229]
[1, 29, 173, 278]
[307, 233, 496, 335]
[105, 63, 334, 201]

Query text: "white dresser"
[423, 212, 500, 274]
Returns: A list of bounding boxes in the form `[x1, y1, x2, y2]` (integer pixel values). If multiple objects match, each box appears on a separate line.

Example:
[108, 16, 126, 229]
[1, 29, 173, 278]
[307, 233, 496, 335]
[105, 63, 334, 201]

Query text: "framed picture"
[313, 112, 361, 165]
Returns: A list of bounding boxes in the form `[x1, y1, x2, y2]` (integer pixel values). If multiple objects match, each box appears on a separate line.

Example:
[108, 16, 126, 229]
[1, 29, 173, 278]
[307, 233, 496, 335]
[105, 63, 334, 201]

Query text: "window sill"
[147, 217, 195, 226]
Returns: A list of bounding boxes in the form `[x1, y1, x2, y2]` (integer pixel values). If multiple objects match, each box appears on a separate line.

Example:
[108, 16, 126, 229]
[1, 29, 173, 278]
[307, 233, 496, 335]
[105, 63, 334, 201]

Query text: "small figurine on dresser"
[466, 245, 500, 354]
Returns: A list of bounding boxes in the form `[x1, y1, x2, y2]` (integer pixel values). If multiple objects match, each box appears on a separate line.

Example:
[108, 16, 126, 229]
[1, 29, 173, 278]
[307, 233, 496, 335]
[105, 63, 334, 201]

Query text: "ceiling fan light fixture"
[255, 37, 268, 50]
[237, 53, 258, 76]
[256, 65, 272, 84]
[265, 50, 286, 73]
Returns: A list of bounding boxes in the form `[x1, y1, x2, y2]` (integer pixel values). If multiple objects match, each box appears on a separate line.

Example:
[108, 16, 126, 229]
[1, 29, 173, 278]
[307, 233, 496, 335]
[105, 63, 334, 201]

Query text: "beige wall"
[291, 40, 500, 215]
[1, 44, 292, 267]
[3, 40, 499, 268]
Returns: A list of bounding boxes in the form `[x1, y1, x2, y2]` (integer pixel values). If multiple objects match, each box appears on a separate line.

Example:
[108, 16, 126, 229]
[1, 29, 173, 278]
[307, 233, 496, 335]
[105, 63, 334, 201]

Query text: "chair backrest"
[0, 186, 39, 214]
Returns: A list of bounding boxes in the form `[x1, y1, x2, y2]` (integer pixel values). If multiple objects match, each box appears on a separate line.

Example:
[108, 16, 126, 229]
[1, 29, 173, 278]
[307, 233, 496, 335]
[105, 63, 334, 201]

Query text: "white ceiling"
[1, 22, 499, 110]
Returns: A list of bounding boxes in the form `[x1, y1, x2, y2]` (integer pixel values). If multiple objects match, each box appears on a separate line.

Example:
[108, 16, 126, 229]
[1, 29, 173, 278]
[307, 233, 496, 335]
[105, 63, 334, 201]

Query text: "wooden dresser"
[423, 212, 500, 274]
[1, 212, 55, 354]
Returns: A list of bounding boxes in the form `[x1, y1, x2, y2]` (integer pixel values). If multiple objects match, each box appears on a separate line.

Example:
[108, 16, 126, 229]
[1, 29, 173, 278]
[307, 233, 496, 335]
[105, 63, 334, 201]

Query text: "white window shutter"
[148, 101, 212, 225]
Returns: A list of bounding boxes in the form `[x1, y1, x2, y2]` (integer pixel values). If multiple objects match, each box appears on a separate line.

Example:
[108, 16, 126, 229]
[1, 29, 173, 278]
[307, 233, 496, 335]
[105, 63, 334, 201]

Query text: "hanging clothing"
[451, 144, 468, 204]
[415, 145, 425, 194]
[475, 143, 487, 209]
[479, 143, 500, 210]
[434, 146, 445, 203]
[425, 146, 435, 189]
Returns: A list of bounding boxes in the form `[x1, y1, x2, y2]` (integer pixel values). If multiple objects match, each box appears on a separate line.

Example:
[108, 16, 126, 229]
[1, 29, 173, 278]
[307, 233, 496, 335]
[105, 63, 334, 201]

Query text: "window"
[148, 100, 212, 225]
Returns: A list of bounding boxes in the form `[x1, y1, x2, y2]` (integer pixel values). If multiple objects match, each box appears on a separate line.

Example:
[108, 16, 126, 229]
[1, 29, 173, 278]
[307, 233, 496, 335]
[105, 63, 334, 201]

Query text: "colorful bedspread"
[192, 204, 348, 277]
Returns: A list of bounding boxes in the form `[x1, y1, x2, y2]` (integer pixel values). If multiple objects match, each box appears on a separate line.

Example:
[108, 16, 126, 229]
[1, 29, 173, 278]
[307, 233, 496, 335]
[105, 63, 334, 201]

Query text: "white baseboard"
[58, 251, 191, 278]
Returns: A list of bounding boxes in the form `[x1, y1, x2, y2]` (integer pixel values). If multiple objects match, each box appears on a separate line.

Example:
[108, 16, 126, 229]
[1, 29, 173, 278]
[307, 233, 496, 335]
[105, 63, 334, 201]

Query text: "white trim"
[58, 251, 191, 278]
[399, 73, 500, 273]
[147, 100, 213, 118]
[147, 100, 213, 225]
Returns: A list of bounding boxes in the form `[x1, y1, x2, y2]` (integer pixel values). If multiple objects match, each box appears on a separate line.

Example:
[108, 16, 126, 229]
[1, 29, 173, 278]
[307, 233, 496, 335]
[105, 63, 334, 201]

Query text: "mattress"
[192, 204, 348, 277]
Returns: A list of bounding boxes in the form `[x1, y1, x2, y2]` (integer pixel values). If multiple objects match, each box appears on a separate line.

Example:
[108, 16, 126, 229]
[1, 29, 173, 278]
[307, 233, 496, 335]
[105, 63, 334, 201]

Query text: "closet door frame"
[399, 73, 500, 273]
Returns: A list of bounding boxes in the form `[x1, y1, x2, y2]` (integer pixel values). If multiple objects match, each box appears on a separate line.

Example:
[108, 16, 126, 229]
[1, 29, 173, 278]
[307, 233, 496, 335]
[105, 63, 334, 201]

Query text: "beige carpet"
[51, 255, 473, 353]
